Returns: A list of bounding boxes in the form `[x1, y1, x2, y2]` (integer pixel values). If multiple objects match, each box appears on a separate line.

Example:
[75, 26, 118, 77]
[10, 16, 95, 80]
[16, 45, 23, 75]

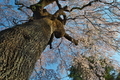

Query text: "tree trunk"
[0, 18, 52, 80]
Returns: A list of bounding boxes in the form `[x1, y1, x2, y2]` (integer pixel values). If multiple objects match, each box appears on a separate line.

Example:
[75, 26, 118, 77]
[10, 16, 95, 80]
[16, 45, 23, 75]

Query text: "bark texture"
[0, 18, 52, 80]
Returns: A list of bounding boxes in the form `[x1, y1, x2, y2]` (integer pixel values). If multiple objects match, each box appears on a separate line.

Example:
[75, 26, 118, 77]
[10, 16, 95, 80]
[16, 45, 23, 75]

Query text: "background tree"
[69, 56, 119, 80]
[0, 0, 120, 80]
[116, 73, 120, 80]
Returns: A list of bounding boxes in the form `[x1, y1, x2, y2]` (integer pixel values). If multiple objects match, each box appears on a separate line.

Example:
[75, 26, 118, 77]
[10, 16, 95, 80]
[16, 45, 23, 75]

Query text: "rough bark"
[0, 18, 53, 80]
[0, 0, 78, 79]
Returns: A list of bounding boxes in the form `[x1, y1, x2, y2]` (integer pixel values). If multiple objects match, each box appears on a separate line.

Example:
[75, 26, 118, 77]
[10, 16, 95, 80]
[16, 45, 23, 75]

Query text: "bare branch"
[70, 0, 99, 11]
[69, 0, 115, 11]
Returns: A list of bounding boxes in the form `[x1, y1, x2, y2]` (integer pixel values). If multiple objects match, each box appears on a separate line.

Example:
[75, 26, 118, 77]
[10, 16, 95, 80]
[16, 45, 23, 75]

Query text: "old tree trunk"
[0, 0, 78, 79]
[0, 19, 52, 80]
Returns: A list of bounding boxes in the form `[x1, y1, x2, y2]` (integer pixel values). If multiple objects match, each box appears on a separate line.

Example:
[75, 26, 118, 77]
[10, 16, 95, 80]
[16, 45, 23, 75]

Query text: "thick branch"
[53, 6, 67, 19]
[64, 33, 78, 45]
[37, 0, 56, 8]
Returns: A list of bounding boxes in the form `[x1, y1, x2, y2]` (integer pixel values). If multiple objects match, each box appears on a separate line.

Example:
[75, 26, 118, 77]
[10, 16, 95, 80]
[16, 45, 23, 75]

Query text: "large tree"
[0, 0, 78, 79]
[0, 0, 120, 80]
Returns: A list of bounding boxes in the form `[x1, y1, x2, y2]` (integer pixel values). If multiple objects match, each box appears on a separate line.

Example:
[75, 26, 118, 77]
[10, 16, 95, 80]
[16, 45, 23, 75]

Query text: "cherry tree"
[0, 0, 120, 80]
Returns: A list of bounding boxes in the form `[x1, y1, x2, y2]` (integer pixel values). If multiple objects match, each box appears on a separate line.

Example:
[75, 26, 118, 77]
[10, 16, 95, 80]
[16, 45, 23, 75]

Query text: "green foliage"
[104, 66, 115, 80]
[68, 66, 83, 80]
